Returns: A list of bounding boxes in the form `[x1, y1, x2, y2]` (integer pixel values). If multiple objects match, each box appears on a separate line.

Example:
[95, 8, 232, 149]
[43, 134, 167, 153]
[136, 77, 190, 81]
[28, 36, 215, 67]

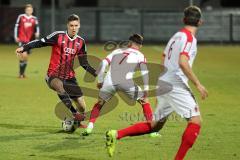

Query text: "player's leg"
[168, 87, 201, 160]
[18, 51, 28, 78]
[105, 118, 168, 157]
[105, 96, 171, 157]
[63, 78, 87, 121]
[137, 97, 153, 121]
[82, 97, 106, 135]
[121, 84, 153, 121]
[116, 95, 171, 139]
[88, 97, 106, 124]
[73, 96, 86, 114]
[175, 115, 201, 160]
[72, 97, 88, 128]
[48, 77, 79, 116]
[83, 84, 115, 135]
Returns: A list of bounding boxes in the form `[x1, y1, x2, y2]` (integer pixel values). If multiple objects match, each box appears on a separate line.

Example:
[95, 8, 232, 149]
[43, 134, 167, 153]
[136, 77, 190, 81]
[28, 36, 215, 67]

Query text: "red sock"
[117, 122, 152, 139]
[175, 123, 201, 160]
[89, 102, 102, 123]
[142, 103, 153, 121]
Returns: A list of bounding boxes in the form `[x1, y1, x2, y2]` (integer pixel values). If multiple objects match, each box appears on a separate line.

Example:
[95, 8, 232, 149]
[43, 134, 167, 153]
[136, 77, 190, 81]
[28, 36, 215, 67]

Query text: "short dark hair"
[183, 6, 202, 27]
[129, 34, 143, 45]
[25, 4, 33, 9]
[67, 14, 80, 23]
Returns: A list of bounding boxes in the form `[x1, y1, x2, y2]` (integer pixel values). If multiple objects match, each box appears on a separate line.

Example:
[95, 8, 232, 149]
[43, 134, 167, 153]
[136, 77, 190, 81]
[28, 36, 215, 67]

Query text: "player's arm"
[95, 50, 116, 89]
[14, 15, 21, 43]
[96, 58, 110, 89]
[15, 32, 58, 55]
[34, 17, 40, 39]
[179, 55, 208, 100]
[139, 56, 149, 97]
[78, 42, 97, 77]
[161, 53, 166, 65]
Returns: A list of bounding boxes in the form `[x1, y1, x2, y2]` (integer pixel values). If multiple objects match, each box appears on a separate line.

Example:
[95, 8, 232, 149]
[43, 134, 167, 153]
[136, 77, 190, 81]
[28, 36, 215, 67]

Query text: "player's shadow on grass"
[0, 74, 21, 79]
[34, 136, 105, 153]
[45, 155, 88, 160]
[0, 123, 59, 133]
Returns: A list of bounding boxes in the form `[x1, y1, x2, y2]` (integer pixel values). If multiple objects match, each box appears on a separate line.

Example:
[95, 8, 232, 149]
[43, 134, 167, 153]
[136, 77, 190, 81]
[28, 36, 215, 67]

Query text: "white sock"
[87, 122, 94, 129]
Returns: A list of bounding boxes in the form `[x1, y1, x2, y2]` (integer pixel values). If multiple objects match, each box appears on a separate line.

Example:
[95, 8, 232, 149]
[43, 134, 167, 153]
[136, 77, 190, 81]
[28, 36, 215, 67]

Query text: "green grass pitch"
[0, 44, 240, 160]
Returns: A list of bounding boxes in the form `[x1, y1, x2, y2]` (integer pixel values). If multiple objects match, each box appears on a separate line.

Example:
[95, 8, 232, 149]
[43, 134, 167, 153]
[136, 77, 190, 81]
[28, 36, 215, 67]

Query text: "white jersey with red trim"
[160, 28, 197, 87]
[98, 47, 148, 90]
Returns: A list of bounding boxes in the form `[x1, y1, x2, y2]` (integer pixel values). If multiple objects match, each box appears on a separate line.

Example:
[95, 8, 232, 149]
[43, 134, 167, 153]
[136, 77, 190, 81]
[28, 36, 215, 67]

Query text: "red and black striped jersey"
[14, 14, 39, 43]
[23, 31, 96, 79]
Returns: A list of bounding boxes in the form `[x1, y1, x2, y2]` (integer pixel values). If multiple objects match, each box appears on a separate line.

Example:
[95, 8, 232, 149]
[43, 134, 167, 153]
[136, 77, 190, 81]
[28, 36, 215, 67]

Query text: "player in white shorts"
[105, 6, 208, 159]
[82, 34, 153, 135]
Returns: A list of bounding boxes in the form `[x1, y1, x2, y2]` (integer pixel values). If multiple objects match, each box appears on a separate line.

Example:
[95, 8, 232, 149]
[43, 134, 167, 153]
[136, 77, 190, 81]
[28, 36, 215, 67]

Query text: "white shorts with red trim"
[99, 80, 144, 102]
[154, 85, 200, 120]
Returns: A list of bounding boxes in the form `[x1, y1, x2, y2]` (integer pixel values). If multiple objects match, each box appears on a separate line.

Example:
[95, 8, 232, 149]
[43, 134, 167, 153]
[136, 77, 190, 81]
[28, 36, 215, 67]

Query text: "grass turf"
[0, 44, 240, 160]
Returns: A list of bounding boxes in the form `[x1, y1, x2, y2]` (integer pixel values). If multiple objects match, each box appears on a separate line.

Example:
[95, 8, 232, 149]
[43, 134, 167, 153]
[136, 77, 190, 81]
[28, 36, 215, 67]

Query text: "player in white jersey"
[82, 34, 153, 136]
[105, 6, 208, 159]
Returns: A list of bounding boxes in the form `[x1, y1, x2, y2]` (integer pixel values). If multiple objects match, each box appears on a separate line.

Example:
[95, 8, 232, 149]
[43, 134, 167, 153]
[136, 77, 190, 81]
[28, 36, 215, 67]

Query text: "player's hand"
[15, 47, 24, 56]
[97, 83, 103, 89]
[196, 84, 208, 100]
[35, 33, 39, 39]
[15, 38, 20, 43]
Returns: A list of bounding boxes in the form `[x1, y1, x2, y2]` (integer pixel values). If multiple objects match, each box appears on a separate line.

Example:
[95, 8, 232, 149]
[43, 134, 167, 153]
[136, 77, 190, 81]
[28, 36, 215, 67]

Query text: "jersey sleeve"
[14, 15, 22, 40]
[34, 17, 40, 35]
[179, 33, 193, 59]
[138, 53, 147, 65]
[103, 49, 121, 65]
[138, 53, 149, 91]
[22, 31, 59, 52]
[78, 40, 97, 77]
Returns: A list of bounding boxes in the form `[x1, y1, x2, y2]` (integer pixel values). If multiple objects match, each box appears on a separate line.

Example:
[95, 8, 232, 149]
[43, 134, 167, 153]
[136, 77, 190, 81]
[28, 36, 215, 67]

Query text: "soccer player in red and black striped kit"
[14, 4, 40, 78]
[16, 14, 97, 126]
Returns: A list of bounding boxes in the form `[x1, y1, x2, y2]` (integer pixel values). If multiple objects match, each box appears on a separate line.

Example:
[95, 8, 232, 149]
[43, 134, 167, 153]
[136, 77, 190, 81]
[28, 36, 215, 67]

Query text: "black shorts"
[19, 42, 31, 54]
[45, 76, 83, 99]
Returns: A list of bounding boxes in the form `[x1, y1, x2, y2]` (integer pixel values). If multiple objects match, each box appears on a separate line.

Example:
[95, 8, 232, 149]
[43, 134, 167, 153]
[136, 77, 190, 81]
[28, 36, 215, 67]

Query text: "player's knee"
[97, 98, 105, 106]
[75, 97, 86, 108]
[189, 116, 202, 126]
[53, 86, 65, 94]
[19, 52, 28, 60]
[151, 119, 166, 132]
[137, 98, 148, 105]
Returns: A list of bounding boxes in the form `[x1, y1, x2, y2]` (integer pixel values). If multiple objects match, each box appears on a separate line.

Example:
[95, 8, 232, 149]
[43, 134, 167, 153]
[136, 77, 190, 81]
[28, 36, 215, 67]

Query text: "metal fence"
[41, 8, 240, 43]
[1, 7, 240, 43]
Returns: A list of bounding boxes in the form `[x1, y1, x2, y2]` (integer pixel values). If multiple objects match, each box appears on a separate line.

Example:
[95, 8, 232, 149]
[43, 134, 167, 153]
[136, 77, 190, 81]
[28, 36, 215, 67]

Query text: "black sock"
[58, 92, 77, 114]
[19, 60, 27, 75]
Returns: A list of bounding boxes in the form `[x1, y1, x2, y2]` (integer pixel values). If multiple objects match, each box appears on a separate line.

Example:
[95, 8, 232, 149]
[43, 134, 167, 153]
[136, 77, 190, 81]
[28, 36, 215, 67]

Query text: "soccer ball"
[62, 118, 76, 133]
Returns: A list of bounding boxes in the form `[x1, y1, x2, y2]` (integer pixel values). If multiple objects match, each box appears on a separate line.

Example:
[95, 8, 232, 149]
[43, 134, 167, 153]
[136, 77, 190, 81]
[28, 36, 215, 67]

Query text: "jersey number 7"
[167, 41, 175, 60]
[119, 52, 130, 64]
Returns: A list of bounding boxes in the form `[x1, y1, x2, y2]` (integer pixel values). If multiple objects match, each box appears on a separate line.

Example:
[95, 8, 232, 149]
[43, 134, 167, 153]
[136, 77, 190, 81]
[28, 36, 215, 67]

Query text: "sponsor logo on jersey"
[64, 47, 76, 55]
[24, 22, 33, 28]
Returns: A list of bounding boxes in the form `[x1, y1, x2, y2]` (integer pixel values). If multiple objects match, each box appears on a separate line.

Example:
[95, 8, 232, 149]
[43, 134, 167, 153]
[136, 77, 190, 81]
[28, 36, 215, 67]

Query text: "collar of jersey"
[130, 46, 139, 50]
[65, 31, 78, 41]
[23, 14, 33, 19]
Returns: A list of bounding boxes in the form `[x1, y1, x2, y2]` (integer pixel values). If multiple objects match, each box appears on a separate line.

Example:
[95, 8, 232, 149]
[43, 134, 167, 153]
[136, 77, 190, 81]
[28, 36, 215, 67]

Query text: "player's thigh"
[154, 95, 173, 121]
[118, 83, 144, 101]
[19, 52, 28, 61]
[47, 77, 64, 93]
[99, 83, 116, 102]
[73, 96, 86, 109]
[64, 78, 83, 99]
[18, 42, 30, 60]
[168, 87, 200, 119]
